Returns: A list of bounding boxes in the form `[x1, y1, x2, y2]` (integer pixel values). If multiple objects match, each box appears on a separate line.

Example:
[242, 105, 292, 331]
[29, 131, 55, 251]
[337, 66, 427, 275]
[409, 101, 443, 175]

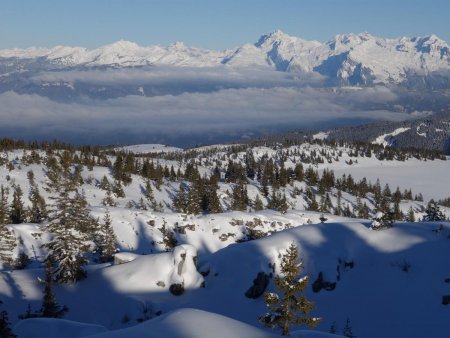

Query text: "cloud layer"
[0, 84, 416, 146]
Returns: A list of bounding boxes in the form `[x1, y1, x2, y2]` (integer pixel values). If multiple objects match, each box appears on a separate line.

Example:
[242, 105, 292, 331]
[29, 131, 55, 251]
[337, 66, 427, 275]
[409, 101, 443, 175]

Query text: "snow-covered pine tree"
[253, 194, 264, 211]
[99, 175, 111, 190]
[41, 171, 95, 283]
[95, 209, 117, 263]
[370, 210, 394, 230]
[206, 182, 223, 214]
[112, 180, 125, 198]
[186, 183, 202, 215]
[40, 259, 68, 318]
[0, 186, 9, 225]
[10, 185, 26, 224]
[102, 187, 117, 207]
[406, 207, 416, 222]
[231, 182, 248, 211]
[260, 243, 320, 336]
[173, 183, 188, 213]
[423, 201, 446, 221]
[28, 187, 47, 223]
[0, 186, 16, 266]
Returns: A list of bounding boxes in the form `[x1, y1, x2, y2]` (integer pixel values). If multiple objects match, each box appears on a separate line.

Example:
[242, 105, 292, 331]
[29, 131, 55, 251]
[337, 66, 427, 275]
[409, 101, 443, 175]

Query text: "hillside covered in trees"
[0, 137, 449, 338]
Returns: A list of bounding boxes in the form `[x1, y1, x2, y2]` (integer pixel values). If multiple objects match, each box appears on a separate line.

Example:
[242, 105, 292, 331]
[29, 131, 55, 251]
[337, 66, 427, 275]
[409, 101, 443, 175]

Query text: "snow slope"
[5, 220, 450, 338]
[15, 308, 345, 338]
[1, 143, 450, 337]
[372, 127, 411, 146]
[86, 308, 281, 338]
[328, 155, 450, 201]
[14, 318, 107, 338]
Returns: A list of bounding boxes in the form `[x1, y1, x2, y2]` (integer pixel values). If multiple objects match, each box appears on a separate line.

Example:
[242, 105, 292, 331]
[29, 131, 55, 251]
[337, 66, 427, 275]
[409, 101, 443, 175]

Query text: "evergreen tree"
[293, 163, 304, 182]
[95, 210, 117, 263]
[112, 180, 125, 198]
[173, 183, 188, 213]
[206, 183, 223, 214]
[329, 321, 337, 334]
[267, 190, 289, 214]
[260, 243, 320, 336]
[0, 186, 16, 266]
[423, 201, 446, 221]
[305, 188, 319, 212]
[102, 187, 117, 207]
[138, 197, 148, 210]
[112, 153, 132, 185]
[99, 175, 111, 190]
[186, 187, 202, 215]
[0, 186, 9, 225]
[371, 211, 394, 230]
[144, 180, 155, 203]
[41, 173, 94, 284]
[0, 225, 16, 267]
[0, 302, 16, 338]
[392, 199, 403, 221]
[231, 183, 248, 211]
[28, 187, 47, 223]
[334, 190, 342, 216]
[254, 195, 264, 211]
[40, 259, 68, 318]
[342, 318, 356, 338]
[10, 185, 26, 224]
[405, 207, 415, 222]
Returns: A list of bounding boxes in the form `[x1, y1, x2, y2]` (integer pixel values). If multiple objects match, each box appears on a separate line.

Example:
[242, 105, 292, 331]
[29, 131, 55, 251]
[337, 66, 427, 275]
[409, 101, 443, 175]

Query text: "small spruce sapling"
[259, 243, 320, 336]
[0, 301, 16, 338]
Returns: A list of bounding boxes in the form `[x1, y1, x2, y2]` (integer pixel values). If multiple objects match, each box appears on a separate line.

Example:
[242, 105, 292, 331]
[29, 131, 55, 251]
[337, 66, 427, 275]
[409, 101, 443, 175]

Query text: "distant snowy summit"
[0, 30, 449, 86]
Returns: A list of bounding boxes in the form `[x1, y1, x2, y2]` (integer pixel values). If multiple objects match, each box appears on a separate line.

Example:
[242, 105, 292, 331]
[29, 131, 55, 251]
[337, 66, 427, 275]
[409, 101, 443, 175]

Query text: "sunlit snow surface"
[0, 145, 449, 337]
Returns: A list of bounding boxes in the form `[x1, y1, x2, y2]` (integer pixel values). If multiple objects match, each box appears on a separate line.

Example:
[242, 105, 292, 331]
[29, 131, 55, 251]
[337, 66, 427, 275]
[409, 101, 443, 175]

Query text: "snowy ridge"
[114, 144, 182, 154]
[0, 31, 449, 85]
[371, 127, 411, 146]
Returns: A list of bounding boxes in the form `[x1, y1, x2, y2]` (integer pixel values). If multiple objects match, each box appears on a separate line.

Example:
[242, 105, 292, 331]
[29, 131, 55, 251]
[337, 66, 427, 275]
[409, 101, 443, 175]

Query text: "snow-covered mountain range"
[1, 30, 449, 87]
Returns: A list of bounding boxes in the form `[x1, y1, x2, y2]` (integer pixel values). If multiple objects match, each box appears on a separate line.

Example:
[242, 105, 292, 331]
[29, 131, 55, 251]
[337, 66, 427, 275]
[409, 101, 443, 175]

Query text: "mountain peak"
[99, 40, 141, 52]
[255, 29, 293, 47]
[169, 41, 187, 49]
[333, 32, 376, 45]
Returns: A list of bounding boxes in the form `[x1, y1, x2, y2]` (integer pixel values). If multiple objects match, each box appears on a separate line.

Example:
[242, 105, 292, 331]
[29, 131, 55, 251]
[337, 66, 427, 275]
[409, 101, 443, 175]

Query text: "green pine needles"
[260, 243, 320, 336]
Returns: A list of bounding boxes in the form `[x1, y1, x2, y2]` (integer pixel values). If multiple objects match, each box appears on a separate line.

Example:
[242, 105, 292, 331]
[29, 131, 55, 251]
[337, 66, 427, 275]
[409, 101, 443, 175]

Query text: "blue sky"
[0, 0, 449, 49]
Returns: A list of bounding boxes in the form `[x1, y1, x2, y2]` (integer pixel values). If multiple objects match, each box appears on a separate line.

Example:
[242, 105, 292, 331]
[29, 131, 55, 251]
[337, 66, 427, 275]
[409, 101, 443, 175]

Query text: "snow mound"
[86, 308, 278, 338]
[14, 318, 107, 338]
[312, 132, 330, 140]
[113, 252, 139, 265]
[103, 244, 204, 293]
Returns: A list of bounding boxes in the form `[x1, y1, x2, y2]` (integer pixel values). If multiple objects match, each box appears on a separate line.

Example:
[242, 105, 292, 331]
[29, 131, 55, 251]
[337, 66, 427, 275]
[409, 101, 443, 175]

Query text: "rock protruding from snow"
[244, 272, 270, 299]
[113, 252, 139, 265]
